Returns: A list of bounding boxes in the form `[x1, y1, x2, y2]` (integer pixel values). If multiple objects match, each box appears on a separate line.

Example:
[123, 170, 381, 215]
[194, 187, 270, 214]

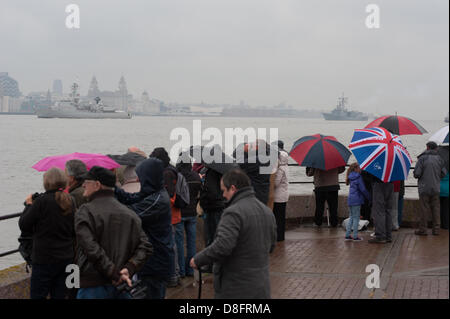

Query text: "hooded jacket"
[115, 158, 175, 279]
[414, 149, 447, 195]
[347, 171, 371, 206]
[274, 150, 289, 203]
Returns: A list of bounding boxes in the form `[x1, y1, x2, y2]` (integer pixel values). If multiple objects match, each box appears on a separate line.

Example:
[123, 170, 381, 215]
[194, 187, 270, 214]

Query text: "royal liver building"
[87, 75, 132, 111]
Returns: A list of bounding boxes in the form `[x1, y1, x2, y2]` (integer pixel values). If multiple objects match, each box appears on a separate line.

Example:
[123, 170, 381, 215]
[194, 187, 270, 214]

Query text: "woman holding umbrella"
[349, 127, 413, 243]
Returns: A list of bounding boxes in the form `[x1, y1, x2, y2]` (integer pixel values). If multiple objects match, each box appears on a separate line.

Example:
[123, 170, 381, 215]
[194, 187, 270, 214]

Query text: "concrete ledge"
[286, 194, 421, 227]
[0, 195, 424, 299]
[0, 263, 30, 299]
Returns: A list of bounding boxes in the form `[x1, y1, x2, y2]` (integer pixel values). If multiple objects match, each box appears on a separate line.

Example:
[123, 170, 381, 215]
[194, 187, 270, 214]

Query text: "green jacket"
[69, 182, 88, 209]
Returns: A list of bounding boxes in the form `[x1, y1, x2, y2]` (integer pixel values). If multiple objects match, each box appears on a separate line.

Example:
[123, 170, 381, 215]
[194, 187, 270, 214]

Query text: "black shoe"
[415, 230, 427, 236]
[368, 237, 386, 244]
[166, 277, 181, 287]
[386, 239, 392, 243]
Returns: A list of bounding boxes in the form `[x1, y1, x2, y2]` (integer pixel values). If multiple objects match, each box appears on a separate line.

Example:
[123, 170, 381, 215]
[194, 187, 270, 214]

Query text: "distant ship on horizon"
[36, 83, 132, 119]
[322, 94, 368, 121]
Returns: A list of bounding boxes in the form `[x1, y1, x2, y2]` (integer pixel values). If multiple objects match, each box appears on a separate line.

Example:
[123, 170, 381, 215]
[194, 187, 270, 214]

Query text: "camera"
[116, 279, 147, 299]
[23, 192, 43, 206]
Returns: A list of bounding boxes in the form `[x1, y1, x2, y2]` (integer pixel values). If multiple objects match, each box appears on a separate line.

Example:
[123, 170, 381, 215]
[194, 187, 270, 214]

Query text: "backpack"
[174, 172, 190, 209]
[18, 234, 32, 272]
[164, 165, 190, 209]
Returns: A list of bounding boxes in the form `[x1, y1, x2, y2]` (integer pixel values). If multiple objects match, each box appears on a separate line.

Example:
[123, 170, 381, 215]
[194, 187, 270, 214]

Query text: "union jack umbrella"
[348, 127, 412, 182]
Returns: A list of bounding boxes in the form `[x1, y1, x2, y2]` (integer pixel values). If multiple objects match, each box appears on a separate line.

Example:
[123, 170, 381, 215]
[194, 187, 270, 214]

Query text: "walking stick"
[197, 268, 202, 299]
[326, 203, 330, 227]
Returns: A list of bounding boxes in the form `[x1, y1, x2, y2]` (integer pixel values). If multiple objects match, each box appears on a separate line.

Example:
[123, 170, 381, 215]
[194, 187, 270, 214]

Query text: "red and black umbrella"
[289, 134, 351, 170]
[365, 115, 427, 135]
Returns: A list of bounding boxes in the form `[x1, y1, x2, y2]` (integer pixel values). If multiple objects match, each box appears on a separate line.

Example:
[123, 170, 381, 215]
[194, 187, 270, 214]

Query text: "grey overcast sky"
[0, 0, 448, 118]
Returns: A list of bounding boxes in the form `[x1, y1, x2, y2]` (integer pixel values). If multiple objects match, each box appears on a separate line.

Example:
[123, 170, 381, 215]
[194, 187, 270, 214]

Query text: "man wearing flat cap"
[74, 166, 153, 299]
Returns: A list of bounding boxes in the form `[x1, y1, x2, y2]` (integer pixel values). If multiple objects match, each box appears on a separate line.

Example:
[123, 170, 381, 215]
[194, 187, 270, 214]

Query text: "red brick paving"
[167, 227, 449, 299]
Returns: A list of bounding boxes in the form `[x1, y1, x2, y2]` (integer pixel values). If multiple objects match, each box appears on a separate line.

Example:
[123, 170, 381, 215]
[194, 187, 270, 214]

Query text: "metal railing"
[0, 164, 420, 259]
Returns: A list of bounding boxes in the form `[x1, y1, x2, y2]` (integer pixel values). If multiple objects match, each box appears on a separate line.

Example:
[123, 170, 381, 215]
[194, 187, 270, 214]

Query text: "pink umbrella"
[32, 152, 121, 172]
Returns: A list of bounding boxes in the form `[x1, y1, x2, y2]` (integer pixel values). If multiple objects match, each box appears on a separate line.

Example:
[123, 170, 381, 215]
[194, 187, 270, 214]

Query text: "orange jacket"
[170, 194, 181, 225]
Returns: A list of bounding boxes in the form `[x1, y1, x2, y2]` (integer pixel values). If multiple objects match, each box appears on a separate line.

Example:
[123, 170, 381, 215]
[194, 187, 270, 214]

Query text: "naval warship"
[322, 94, 368, 121]
[36, 83, 132, 119]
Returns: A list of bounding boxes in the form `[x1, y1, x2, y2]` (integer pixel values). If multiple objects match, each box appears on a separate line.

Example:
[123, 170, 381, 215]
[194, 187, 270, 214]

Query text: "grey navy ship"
[36, 83, 132, 119]
[322, 94, 368, 121]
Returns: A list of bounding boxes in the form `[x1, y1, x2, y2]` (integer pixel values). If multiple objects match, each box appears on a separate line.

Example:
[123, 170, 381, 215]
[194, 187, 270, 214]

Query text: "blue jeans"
[77, 285, 131, 299]
[174, 216, 197, 277]
[139, 275, 167, 299]
[30, 259, 72, 299]
[346, 205, 361, 238]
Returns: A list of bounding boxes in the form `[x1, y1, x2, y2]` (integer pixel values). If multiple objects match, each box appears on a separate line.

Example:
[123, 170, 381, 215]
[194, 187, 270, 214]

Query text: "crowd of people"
[17, 140, 448, 299]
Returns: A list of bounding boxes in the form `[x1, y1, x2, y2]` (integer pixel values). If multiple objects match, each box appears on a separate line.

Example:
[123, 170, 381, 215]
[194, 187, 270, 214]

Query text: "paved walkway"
[167, 226, 449, 299]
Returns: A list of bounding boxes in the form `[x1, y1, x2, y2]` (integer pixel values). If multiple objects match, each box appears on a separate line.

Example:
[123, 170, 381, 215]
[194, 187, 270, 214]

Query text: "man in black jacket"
[115, 158, 175, 299]
[176, 158, 202, 277]
[199, 167, 226, 247]
[75, 166, 153, 299]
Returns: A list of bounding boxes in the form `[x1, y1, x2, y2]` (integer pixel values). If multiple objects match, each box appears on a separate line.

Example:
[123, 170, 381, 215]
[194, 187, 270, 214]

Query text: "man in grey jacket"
[414, 142, 447, 236]
[190, 168, 277, 299]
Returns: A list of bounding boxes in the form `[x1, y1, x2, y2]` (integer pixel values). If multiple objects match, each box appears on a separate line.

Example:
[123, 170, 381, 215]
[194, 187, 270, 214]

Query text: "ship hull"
[37, 109, 132, 119]
[322, 113, 368, 121]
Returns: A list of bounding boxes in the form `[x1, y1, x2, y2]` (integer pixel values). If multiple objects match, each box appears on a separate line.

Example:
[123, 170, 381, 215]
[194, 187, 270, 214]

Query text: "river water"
[0, 115, 446, 269]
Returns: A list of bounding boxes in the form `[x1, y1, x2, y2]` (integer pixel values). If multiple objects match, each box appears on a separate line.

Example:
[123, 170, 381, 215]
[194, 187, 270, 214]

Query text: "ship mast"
[337, 93, 348, 111]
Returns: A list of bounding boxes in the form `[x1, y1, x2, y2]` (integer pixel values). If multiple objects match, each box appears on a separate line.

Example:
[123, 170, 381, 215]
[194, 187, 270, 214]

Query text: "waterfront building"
[0, 72, 22, 112]
[87, 75, 133, 111]
[52, 79, 63, 97]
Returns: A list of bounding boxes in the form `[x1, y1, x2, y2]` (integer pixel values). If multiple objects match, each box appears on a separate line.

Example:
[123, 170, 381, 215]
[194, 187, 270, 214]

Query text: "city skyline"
[0, 0, 448, 119]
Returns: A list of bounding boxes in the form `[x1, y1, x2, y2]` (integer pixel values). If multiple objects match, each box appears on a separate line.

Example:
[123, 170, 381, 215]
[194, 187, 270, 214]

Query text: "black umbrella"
[365, 115, 427, 135]
[107, 152, 146, 166]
